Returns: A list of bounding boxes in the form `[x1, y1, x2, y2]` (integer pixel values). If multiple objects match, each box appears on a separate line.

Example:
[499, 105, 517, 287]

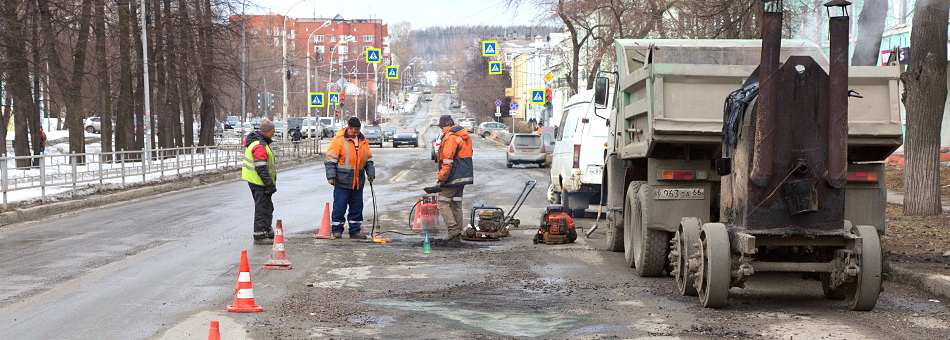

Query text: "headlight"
[412, 134, 418, 138]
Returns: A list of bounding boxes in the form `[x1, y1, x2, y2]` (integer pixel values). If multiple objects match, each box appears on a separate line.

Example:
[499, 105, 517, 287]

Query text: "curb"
[887, 263, 950, 300]
[0, 156, 321, 226]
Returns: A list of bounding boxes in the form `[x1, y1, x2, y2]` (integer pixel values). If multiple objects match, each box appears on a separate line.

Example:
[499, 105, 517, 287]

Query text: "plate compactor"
[533, 205, 578, 244]
[462, 180, 537, 241]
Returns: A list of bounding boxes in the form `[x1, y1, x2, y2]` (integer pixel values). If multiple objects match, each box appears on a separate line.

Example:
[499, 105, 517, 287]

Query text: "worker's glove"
[328, 178, 336, 186]
[264, 186, 277, 195]
[368, 176, 375, 183]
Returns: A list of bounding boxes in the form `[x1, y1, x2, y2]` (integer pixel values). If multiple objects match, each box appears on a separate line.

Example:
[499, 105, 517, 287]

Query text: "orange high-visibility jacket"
[437, 125, 473, 187]
[325, 131, 375, 190]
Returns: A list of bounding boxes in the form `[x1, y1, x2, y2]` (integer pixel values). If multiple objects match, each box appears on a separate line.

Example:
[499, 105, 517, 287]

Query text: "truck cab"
[549, 90, 610, 217]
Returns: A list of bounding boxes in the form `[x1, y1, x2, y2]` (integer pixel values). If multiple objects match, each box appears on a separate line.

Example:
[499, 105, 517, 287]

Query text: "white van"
[549, 90, 610, 217]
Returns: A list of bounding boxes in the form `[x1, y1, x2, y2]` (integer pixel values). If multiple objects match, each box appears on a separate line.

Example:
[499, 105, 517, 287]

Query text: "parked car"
[507, 134, 547, 168]
[384, 126, 398, 142]
[363, 126, 383, 147]
[549, 89, 609, 217]
[286, 117, 304, 138]
[424, 95, 433, 102]
[83, 117, 118, 134]
[273, 121, 285, 138]
[423, 88, 432, 94]
[250, 117, 263, 129]
[459, 121, 474, 132]
[450, 102, 462, 108]
[318, 117, 340, 132]
[476, 122, 507, 138]
[224, 116, 241, 129]
[392, 127, 419, 148]
[430, 132, 444, 160]
[430, 118, 439, 126]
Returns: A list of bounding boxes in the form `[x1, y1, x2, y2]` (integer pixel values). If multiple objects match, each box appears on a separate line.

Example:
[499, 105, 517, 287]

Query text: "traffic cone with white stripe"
[207, 321, 220, 340]
[263, 220, 292, 270]
[314, 203, 336, 239]
[412, 198, 422, 231]
[227, 250, 263, 312]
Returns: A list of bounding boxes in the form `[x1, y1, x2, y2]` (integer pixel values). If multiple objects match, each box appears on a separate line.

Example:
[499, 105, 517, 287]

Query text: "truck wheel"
[605, 209, 624, 252]
[672, 218, 702, 296]
[846, 225, 882, 311]
[633, 184, 670, 277]
[622, 182, 646, 267]
[696, 223, 730, 308]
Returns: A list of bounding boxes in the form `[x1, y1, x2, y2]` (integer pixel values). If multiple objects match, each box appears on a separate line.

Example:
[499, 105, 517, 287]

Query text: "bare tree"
[900, 0, 949, 215]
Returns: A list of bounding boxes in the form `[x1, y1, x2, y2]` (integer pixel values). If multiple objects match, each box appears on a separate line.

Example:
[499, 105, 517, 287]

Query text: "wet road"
[1, 94, 948, 339]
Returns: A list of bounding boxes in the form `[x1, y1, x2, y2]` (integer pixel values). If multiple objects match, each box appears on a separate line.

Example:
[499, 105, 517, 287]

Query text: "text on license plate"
[587, 167, 603, 176]
[654, 188, 705, 200]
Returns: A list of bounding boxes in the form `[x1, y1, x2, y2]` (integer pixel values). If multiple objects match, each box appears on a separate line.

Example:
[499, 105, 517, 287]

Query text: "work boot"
[332, 232, 343, 239]
[350, 233, 367, 240]
[254, 237, 274, 245]
[446, 233, 462, 243]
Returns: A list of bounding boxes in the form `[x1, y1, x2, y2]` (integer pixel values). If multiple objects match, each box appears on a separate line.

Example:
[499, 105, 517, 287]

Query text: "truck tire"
[605, 209, 624, 252]
[633, 184, 670, 277]
[622, 181, 646, 267]
[697, 223, 731, 308]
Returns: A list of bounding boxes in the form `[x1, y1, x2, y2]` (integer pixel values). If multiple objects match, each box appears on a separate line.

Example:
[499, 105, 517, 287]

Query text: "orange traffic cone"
[314, 203, 336, 239]
[412, 198, 422, 231]
[207, 321, 220, 340]
[263, 220, 292, 270]
[227, 250, 263, 312]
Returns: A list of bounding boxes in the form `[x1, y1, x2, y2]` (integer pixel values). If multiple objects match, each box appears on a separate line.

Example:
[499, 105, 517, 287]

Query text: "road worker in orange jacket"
[325, 117, 375, 239]
[436, 115, 474, 242]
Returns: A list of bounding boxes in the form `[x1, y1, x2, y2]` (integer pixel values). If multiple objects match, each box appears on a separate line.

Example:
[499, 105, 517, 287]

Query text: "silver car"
[506, 134, 546, 168]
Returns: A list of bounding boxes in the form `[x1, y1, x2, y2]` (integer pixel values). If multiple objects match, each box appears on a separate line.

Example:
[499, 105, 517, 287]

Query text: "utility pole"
[139, 0, 152, 158]
[280, 20, 288, 121]
[241, 4, 247, 122]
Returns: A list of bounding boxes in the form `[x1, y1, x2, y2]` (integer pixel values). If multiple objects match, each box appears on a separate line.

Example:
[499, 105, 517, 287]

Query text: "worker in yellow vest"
[242, 118, 278, 245]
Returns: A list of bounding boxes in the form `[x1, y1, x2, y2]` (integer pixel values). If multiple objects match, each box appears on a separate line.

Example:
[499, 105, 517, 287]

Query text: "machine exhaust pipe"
[825, 0, 852, 188]
[751, 1, 784, 187]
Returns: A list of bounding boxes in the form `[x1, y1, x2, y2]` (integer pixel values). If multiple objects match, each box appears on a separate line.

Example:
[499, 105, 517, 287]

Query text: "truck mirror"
[594, 77, 609, 107]
[715, 158, 732, 176]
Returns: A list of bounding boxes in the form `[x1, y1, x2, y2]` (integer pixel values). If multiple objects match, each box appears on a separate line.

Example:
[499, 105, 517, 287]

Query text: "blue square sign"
[482, 41, 498, 57]
[365, 48, 381, 63]
[386, 66, 399, 79]
[530, 89, 546, 105]
[328, 92, 340, 105]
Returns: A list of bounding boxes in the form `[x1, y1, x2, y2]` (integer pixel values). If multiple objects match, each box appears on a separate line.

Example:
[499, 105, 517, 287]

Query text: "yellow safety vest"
[241, 141, 276, 186]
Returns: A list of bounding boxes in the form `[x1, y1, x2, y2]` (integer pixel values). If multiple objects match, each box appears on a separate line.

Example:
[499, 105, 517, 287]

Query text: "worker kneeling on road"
[325, 117, 375, 239]
[436, 115, 474, 242]
[242, 118, 278, 245]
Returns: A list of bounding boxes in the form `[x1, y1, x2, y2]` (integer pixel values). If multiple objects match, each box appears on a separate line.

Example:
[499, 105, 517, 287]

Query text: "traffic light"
[257, 93, 264, 111]
[545, 89, 553, 102]
[339, 93, 345, 104]
[267, 92, 275, 108]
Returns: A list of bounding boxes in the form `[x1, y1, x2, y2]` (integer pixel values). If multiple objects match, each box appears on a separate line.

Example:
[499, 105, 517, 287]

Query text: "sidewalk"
[886, 190, 950, 211]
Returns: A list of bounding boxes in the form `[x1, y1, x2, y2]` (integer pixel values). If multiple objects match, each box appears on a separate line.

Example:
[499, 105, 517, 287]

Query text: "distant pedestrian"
[436, 115, 473, 242]
[325, 117, 375, 239]
[242, 119, 278, 245]
[38, 128, 47, 154]
[290, 128, 302, 152]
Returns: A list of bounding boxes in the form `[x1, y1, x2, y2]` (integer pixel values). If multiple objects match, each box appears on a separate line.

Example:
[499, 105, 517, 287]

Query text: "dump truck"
[595, 3, 902, 311]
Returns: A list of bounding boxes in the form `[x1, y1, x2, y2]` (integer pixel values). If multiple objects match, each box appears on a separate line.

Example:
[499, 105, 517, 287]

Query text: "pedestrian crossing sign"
[328, 92, 341, 105]
[366, 48, 381, 63]
[489, 61, 503, 74]
[450, 85, 457, 93]
[386, 66, 399, 79]
[530, 89, 546, 105]
[482, 41, 498, 57]
[309, 92, 325, 108]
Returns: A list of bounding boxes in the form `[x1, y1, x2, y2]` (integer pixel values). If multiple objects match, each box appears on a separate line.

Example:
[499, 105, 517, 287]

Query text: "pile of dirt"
[882, 203, 950, 267]
[885, 167, 950, 199]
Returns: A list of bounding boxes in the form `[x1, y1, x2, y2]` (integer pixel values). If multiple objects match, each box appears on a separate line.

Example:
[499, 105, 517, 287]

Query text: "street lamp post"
[281, 0, 309, 120]
[306, 20, 332, 117]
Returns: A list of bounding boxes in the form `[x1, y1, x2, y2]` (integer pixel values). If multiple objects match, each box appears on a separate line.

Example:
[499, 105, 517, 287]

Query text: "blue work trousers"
[332, 186, 364, 235]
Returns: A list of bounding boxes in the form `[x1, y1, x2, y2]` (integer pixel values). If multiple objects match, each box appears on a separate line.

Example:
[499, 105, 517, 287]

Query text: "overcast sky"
[245, 0, 544, 28]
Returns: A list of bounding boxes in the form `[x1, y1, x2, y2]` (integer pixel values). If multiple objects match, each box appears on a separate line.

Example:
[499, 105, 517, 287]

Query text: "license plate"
[654, 188, 705, 200]
[587, 166, 603, 176]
